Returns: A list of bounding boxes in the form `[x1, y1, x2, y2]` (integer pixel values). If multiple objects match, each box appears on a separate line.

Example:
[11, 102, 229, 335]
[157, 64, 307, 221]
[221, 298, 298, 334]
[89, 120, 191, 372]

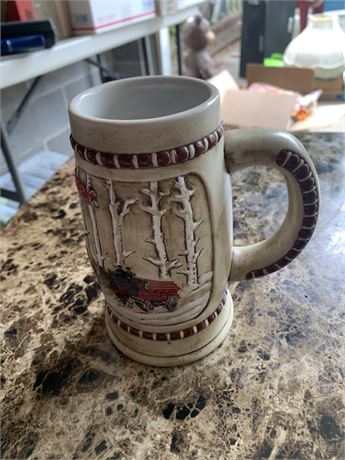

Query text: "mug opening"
[70, 76, 214, 122]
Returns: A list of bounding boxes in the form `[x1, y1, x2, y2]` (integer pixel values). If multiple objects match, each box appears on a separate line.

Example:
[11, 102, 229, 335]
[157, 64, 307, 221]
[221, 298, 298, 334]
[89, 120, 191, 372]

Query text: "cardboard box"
[209, 70, 296, 130]
[208, 69, 239, 103]
[312, 75, 345, 101]
[177, 0, 205, 10]
[155, 0, 177, 16]
[68, 0, 156, 35]
[221, 90, 296, 130]
[209, 70, 295, 129]
[33, 1, 72, 40]
[209, 70, 345, 132]
[156, 0, 204, 16]
[246, 64, 344, 100]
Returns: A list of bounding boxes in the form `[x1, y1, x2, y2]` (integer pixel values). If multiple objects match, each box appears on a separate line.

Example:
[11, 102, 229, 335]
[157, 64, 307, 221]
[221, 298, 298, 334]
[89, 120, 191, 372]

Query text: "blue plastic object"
[1, 35, 45, 55]
[324, 0, 345, 11]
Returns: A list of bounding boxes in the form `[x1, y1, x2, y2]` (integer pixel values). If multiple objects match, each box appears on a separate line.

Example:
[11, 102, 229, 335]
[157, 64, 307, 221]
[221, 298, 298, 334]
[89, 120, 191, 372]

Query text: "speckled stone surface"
[1, 133, 344, 459]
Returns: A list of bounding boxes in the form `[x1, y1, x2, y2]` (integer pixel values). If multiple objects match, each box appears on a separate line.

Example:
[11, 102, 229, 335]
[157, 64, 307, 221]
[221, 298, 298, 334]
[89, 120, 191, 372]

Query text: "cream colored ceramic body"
[69, 76, 320, 366]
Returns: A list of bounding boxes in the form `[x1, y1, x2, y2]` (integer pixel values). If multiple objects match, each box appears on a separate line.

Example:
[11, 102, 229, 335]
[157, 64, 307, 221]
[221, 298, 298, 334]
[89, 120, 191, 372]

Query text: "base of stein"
[105, 290, 234, 367]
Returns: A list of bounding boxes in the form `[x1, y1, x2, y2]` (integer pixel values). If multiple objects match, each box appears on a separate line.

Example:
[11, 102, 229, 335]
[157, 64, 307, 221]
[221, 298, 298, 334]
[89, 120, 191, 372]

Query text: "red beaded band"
[70, 121, 224, 169]
[106, 291, 227, 341]
[246, 149, 319, 279]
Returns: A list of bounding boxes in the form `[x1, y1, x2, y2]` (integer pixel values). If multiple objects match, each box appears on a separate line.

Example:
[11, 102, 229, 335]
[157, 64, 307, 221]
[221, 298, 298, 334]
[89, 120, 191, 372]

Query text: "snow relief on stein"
[76, 168, 213, 325]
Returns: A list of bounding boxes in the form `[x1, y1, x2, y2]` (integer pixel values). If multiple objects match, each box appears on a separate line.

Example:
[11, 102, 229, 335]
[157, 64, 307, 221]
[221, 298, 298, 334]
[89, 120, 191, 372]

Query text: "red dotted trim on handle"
[245, 149, 319, 279]
[70, 122, 224, 169]
[106, 291, 227, 341]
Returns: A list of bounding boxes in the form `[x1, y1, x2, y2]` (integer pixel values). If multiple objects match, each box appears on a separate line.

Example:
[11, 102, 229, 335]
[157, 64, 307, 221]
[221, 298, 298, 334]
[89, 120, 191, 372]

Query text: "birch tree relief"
[173, 176, 203, 288]
[107, 179, 137, 266]
[140, 181, 181, 279]
[77, 171, 213, 321]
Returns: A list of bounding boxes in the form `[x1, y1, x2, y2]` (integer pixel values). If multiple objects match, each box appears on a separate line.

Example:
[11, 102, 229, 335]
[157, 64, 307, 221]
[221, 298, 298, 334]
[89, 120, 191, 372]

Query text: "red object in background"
[298, 0, 324, 31]
[5, 1, 35, 21]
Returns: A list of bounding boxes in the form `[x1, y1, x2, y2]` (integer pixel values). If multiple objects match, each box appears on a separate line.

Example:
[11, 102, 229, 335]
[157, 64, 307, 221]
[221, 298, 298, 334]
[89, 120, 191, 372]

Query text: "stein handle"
[224, 128, 320, 282]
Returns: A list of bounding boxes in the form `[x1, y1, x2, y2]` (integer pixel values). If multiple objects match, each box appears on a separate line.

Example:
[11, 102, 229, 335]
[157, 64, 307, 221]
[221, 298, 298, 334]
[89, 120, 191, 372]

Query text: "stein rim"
[68, 75, 220, 154]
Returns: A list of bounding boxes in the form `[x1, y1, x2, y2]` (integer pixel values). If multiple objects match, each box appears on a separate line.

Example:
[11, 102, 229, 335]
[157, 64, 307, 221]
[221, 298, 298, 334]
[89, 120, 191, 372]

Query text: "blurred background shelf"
[0, 5, 198, 89]
[0, 4, 200, 225]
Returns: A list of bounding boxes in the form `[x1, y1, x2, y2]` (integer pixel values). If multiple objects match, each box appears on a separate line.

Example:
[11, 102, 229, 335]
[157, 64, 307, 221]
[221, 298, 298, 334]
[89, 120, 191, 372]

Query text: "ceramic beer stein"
[69, 76, 320, 366]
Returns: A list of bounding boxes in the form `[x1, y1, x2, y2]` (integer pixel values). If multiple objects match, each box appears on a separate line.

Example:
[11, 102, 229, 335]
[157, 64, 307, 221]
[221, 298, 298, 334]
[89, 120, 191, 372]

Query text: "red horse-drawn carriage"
[102, 267, 180, 312]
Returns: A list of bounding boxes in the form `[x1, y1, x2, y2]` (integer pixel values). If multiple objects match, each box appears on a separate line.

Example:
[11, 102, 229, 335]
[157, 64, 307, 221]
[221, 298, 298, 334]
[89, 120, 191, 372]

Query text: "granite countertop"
[1, 133, 344, 459]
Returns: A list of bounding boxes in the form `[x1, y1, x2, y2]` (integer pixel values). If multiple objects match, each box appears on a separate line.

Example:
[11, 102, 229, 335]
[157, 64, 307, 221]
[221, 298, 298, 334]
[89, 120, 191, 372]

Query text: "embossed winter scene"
[76, 168, 213, 325]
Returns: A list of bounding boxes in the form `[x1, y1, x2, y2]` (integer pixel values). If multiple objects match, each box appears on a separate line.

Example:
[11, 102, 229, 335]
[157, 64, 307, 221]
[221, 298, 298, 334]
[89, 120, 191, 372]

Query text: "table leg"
[155, 28, 173, 75]
[140, 37, 150, 75]
[1, 124, 26, 205]
[175, 24, 183, 75]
